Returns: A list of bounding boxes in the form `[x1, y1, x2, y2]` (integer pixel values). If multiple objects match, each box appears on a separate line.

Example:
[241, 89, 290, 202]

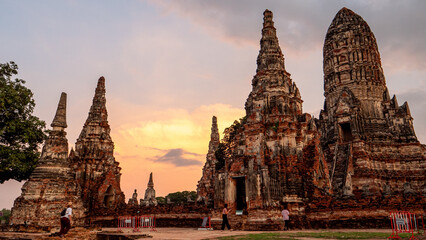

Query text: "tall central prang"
[70, 77, 125, 211]
[201, 10, 331, 217]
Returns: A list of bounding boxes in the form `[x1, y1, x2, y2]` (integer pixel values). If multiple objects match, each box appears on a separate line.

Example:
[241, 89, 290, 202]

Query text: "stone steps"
[331, 144, 350, 194]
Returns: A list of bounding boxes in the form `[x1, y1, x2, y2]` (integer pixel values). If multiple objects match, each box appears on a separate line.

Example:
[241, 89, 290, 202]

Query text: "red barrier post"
[388, 211, 419, 240]
[118, 215, 156, 233]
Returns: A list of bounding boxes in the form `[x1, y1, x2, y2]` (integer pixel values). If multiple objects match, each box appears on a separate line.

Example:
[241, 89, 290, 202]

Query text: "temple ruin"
[11, 77, 125, 226]
[8, 7, 425, 231]
[70, 77, 125, 212]
[198, 8, 425, 228]
[197, 116, 220, 206]
[128, 189, 138, 206]
[10, 93, 85, 226]
[141, 172, 157, 206]
[199, 8, 331, 214]
[319, 7, 425, 198]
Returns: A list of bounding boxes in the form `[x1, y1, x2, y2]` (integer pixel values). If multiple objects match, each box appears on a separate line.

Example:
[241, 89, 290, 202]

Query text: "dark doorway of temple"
[340, 122, 353, 142]
[235, 177, 246, 211]
[104, 185, 115, 207]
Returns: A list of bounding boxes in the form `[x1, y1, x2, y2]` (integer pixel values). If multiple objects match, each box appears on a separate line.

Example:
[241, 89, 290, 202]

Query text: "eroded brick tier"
[10, 93, 85, 226]
[70, 77, 125, 212]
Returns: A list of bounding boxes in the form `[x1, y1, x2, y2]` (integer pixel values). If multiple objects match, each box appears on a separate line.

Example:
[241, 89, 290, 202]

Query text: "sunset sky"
[1, 0, 425, 209]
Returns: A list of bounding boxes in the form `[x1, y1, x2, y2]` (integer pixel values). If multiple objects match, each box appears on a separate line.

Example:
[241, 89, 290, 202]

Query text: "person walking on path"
[221, 204, 233, 231]
[281, 204, 290, 230]
[59, 202, 73, 237]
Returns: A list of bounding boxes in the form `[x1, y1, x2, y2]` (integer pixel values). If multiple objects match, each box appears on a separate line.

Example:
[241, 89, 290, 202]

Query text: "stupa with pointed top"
[206, 9, 331, 213]
[141, 172, 157, 206]
[197, 116, 220, 205]
[319, 7, 426, 198]
[10, 93, 85, 226]
[70, 77, 125, 211]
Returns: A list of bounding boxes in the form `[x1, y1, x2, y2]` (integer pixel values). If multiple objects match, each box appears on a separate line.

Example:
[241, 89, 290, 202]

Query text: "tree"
[155, 196, 166, 204]
[0, 61, 46, 183]
[215, 143, 226, 171]
[0, 208, 11, 224]
[215, 116, 246, 171]
[165, 191, 197, 204]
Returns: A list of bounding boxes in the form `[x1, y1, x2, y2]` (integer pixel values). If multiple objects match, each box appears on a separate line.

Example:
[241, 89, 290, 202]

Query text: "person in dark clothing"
[221, 204, 233, 231]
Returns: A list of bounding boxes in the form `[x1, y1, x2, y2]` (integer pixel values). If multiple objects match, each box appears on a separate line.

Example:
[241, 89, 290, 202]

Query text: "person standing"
[59, 202, 73, 237]
[221, 204, 232, 231]
[281, 204, 290, 230]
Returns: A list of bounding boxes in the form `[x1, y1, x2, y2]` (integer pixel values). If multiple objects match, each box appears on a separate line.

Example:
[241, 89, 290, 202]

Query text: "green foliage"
[218, 233, 283, 240]
[215, 143, 226, 171]
[223, 120, 241, 143]
[0, 208, 11, 224]
[165, 191, 197, 204]
[0, 61, 46, 183]
[270, 121, 279, 132]
[155, 197, 166, 204]
[218, 231, 418, 240]
[215, 116, 246, 171]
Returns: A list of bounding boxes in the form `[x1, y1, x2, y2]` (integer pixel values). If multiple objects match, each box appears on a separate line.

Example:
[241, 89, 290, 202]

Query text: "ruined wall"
[88, 203, 210, 228]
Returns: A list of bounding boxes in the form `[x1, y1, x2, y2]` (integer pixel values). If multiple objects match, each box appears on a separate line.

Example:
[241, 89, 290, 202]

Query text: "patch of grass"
[216, 231, 421, 240]
[284, 231, 389, 239]
[217, 233, 292, 240]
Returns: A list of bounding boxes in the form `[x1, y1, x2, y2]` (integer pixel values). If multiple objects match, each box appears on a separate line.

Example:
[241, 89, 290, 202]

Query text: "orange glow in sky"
[110, 104, 245, 200]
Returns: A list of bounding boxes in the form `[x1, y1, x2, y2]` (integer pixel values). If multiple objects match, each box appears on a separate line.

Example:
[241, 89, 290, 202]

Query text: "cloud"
[150, 0, 426, 70]
[155, 148, 203, 167]
[110, 103, 245, 198]
[150, 0, 328, 53]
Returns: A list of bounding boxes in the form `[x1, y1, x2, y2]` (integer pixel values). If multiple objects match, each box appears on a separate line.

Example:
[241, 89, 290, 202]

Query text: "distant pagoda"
[142, 172, 157, 206]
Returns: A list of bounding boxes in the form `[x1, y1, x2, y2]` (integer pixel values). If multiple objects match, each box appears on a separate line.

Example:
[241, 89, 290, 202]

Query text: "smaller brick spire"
[208, 116, 220, 153]
[88, 76, 108, 122]
[51, 92, 67, 129]
[148, 172, 154, 188]
[263, 9, 274, 28]
[256, 9, 285, 72]
[75, 76, 114, 160]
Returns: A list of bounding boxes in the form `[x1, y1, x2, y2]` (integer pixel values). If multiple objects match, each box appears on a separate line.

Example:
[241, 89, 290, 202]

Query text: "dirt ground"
[0, 227, 422, 240]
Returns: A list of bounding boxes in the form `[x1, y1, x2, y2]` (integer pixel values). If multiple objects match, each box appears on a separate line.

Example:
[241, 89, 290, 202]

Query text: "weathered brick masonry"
[10, 93, 85, 227]
[10, 7, 425, 231]
[70, 77, 125, 213]
[11, 78, 125, 228]
[198, 8, 425, 229]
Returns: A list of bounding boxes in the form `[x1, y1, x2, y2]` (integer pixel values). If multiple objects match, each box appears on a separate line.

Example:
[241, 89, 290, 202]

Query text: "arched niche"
[103, 185, 115, 207]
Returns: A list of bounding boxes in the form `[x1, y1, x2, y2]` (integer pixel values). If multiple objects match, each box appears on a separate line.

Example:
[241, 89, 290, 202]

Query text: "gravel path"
[1, 227, 421, 240]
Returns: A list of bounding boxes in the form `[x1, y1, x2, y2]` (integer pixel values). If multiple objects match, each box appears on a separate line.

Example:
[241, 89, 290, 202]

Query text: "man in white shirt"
[281, 205, 290, 231]
[59, 202, 72, 237]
